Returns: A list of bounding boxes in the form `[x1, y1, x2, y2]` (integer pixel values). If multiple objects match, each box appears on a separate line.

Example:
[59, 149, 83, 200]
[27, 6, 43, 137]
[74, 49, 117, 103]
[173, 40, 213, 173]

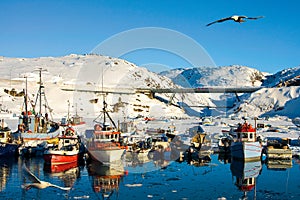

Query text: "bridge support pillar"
[235, 92, 241, 102]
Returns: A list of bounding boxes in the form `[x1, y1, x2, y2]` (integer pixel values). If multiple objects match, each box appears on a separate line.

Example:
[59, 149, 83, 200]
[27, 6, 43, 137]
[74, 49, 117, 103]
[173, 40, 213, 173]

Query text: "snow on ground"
[228, 86, 300, 119]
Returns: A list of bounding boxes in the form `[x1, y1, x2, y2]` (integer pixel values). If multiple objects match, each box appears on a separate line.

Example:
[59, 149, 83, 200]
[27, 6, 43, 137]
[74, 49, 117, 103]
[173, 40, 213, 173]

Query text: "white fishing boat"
[86, 100, 126, 165]
[230, 121, 262, 162]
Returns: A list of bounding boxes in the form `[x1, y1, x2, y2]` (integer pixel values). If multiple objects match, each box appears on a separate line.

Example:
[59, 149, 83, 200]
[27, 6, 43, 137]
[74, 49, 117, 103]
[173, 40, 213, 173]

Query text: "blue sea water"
[0, 153, 299, 200]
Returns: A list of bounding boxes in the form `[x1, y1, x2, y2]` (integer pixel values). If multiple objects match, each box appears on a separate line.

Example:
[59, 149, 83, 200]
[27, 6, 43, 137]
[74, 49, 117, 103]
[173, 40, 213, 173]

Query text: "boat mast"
[67, 100, 70, 122]
[33, 68, 53, 120]
[24, 75, 28, 128]
[38, 68, 42, 115]
[94, 63, 117, 129]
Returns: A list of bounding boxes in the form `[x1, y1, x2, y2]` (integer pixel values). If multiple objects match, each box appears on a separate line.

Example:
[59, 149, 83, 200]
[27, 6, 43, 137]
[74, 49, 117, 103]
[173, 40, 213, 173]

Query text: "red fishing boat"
[43, 126, 85, 165]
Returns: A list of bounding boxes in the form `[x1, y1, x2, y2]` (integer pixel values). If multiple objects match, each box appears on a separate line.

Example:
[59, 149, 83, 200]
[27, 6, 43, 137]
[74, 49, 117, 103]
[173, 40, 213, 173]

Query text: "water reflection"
[44, 165, 81, 188]
[265, 159, 293, 171]
[230, 159, 262, 200]
[218, 152, 231, 164]
[0, 157, 18, 192]
[125, 151, 151, 168]
[87, 160, 125, 199]
[0, 153, 300, 199]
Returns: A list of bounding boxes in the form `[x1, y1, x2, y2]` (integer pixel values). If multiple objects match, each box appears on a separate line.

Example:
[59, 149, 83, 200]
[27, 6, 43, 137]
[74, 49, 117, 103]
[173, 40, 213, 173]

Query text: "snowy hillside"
[262, 66, 300, 87]
[0, 54, 214, 119]
[227, 66, 300, 119]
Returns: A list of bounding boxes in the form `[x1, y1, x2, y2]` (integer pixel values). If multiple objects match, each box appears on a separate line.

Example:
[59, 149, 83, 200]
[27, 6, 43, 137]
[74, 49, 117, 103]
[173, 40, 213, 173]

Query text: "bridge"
[62, 86, 262, 95]
[61, 86, 263, 104]
[135, 87, 262, 98]
[136, 87, 263, 105]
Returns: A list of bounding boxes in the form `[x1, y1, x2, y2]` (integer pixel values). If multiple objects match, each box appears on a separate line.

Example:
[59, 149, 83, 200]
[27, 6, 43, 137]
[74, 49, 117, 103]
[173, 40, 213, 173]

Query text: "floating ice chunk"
[125, 183, 143, 187]
[74, 195, 90, 199]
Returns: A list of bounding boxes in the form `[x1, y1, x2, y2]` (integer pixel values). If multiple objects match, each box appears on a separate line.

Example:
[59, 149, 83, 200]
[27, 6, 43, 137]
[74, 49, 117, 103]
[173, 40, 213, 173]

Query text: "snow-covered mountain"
[0, 54, 213, 120]
[160, 65, 266, 87]
[161, 65, 300, 119]
[227, 66, 300, 118]
[0, 54, 299, 120]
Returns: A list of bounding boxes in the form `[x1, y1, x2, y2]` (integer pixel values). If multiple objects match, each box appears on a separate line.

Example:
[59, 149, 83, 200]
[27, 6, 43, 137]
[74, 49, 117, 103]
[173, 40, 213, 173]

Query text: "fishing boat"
[218, 132, 233, 153]
[86, 100, 126, 165]
[16, 69, 60, 156]
[43, 126, 85, 166]
[263, 137, 292, 160]
[60, 101, 86, 137]
[0, 119, 22, 156]
[230, 121, 262, 162]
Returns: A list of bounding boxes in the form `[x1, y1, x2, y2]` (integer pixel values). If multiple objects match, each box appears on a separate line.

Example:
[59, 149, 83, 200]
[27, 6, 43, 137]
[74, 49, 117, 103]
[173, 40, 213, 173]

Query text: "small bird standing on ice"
[206, 15, 264, 26]
[21, 163, 71, 191]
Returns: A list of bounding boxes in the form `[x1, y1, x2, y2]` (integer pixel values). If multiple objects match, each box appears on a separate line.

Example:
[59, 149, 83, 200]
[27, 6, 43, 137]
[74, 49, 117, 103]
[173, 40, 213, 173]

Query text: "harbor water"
[0, 153, 299, 200]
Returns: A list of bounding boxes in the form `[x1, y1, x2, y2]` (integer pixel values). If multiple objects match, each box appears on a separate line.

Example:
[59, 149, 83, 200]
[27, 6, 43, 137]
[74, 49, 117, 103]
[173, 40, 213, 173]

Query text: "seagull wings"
[206, 15, 264, 26]
[246, 16, 264, 20]
[22, 163, 41, 183]
[49, 183, 71, 191]
[22, 163, 71, 191]
[206, 17, 233, 26]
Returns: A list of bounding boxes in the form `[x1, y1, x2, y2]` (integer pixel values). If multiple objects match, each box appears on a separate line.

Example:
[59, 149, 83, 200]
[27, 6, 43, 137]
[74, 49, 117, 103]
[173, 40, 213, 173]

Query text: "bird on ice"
[206, 15, 264, 26]
[21, 163, 71, 191]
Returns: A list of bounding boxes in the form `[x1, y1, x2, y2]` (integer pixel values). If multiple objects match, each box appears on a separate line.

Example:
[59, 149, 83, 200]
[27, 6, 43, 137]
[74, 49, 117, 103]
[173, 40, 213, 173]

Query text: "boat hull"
[0, 142, 19, 156]
[231, 141, 262, 162]
[44, 161, 80, 173]
[44, 150, 83, 165]
[88, 148, 125, 164]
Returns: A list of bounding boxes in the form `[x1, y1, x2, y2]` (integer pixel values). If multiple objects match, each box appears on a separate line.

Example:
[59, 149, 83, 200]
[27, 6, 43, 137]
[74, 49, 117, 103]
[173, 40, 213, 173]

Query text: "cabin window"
[249, 178, 253, 184]
[237, 133, 240, 139]
[0, 133, 4, 138]
[249, 133, 253, 139]
[242, 133, 248, 139]
[65, 140, 70, 144]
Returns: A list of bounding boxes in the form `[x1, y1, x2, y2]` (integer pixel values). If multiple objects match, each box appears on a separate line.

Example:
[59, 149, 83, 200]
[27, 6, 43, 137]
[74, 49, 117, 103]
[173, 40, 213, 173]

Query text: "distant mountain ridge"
[160, 65, 266, 88]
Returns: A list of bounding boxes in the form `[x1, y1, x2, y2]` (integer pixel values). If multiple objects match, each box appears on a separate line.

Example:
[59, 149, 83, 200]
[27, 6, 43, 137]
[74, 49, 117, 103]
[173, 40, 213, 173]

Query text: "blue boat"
[0, 120, 22, 156]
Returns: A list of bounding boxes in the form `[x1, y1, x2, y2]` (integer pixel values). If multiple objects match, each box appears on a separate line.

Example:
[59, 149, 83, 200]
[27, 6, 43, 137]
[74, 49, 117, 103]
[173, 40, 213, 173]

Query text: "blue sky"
[1, 0, 299, 73]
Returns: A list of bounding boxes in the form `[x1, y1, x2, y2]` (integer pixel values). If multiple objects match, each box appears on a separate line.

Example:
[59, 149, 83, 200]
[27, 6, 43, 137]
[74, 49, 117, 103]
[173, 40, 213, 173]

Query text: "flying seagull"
[22, 163, 71, 191]
[206, 15, 264, 26]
